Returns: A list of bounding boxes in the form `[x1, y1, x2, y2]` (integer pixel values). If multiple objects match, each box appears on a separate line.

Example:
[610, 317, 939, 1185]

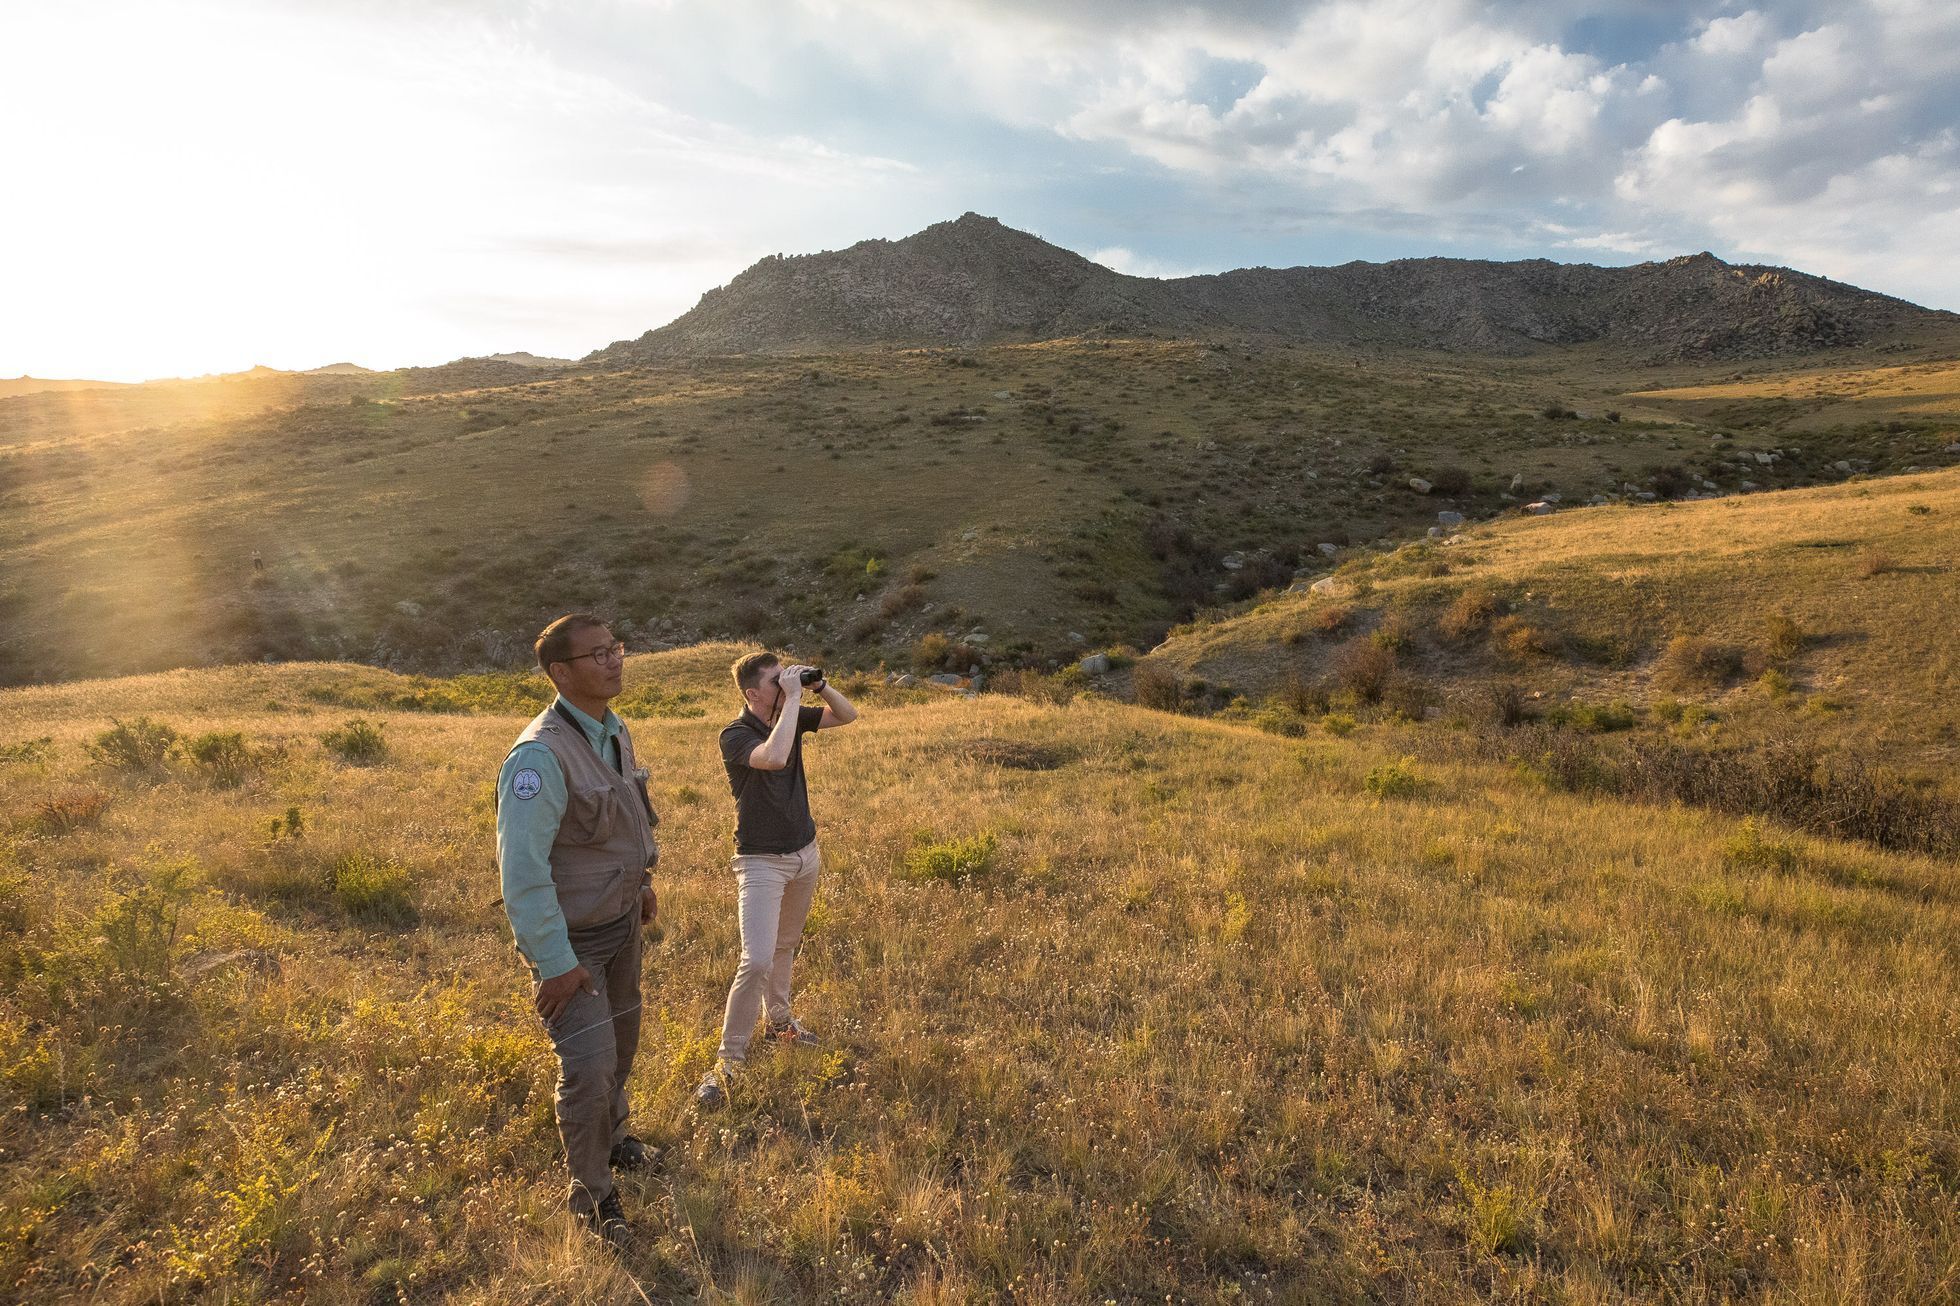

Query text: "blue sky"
[4, 0, 1957, 379]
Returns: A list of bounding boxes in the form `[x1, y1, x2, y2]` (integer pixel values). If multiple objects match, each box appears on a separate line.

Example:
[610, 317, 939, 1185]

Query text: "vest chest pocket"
[562, 781, 622, 845]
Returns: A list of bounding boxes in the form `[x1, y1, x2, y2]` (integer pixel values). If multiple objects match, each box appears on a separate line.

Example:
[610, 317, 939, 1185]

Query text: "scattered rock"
[927, 673, 964, 687]
[960, 528, 979, 542]
[1541, 493, 1562, 503]
[1079, 653, 1112, 674]
[993, 390, 1012, 400]
[1740, 480, 1760, 491]
[1436, 510, 1465, 527]
[1946, 443, 1960, 453]
[1524, 501, 1554, 515]
[1408, 476, 1433, 494]
[1317, 542, 1339, 556]
[1067, 631, 1086, 644]
[1509, 474, 1525, 492]
[1635, 491, 1657, 501]
[1754, 452, 1775, 464]
[1834, 460, 1854, 472]
[1220, 552, 1245, 570]
[895, 674, 918, 688]
[1426, 526, 1445, 538]
[1310, 576, 1344, 594]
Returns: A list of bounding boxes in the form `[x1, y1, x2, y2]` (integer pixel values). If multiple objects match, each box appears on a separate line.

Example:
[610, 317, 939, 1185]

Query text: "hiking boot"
[577, 1189, 631, 1250]
[694, 1061, 738, 1111]
[609, 1135, 658, 1172]
[766, 1016, 819, 1049]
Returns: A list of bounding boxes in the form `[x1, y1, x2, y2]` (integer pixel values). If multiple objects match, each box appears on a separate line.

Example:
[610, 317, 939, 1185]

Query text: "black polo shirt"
[719, 704, 825, 854]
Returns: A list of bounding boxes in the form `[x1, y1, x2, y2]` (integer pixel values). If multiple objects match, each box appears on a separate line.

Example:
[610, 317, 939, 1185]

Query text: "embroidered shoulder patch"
[511, 767, 543, 801]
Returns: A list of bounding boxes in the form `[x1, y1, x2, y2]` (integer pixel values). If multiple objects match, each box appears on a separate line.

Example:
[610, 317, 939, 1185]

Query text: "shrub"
[1438, 588, 1503, 641]
[0, 737, 53, 764]
[1654, 635, 1743, 689]
[879, 584, 927, 619]
[1370, 612, 1416, 654]
[1382, 675, 1435, 723]
[1309, 603, 1354, 636]
[911, 633, 951, 673]
[1541, 402, 1578, 420]
[1644, 463, 1691, 498]
[1857, 548, 1897, 577]
[1132, 662, 1184, 711]
[1364, 757, 1425, 797]
[331, 853, 417, 925]
[321, 718, 388, 766]
[32, 790, 112, 835]
[1320, 713, 1357, 737]
[1333, 638, 1395, 703]
[1763, 610, 1805, 661]
[1491, 615, 1560, 663]
[1722, 818, 1800, 874]
[89, 717, 179, 771]
[1759, 668, 1794, 699]
[1482, 682, 1528, 728]
[1428, 466, 1473, 496]
[900, 831, 998, 884]
[1279, 671, 1331, 717]
[1365, 452, 1395, 476]
[187, 731, 253, 787]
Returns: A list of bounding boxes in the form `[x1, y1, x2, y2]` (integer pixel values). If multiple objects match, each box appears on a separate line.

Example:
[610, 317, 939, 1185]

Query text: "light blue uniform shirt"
[497, 696, 624, 980]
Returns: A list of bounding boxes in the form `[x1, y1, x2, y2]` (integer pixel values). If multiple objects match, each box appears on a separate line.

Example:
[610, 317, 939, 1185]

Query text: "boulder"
[1436, 510, 1465, 527]
[1834, 460, 1854, 472]
[1524, 501, 1554, 515]
[1067, 631, 1086, 644]
[1408, 476, 1433, 494]
[1079, 653, 1112, 674]
[927, 673, 965, 687]
[1317, 542, 1339, 556]
[1220, 552, 1245, 570]
[1739, 480, 1760, 491]
[1310, 576, 1343, 594]
[894, 674, 918, 688]
[1754, 452, 1775, 465]
[1426, 526, 1445, 538]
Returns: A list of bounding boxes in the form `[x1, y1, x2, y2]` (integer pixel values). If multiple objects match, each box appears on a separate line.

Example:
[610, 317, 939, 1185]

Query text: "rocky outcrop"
[586, 215, 1955, 366]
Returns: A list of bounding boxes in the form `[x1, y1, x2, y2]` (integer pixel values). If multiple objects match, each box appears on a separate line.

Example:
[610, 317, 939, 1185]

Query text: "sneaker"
[693, 1061, 738, 1111]
[577, 1189, 631, 1249]
[609, 1135, 657, 1172]
[766, 1016, 819, 1048]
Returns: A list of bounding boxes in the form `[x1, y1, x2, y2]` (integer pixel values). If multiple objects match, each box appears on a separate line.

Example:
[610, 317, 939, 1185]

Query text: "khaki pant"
[535, 910, 641, 1214]
[716, 839, 820, 1065]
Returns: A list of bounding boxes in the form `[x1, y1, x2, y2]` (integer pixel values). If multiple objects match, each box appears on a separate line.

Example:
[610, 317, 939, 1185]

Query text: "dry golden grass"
[1151, 467, 1960, 777]
[2, 647, 1956, 1301]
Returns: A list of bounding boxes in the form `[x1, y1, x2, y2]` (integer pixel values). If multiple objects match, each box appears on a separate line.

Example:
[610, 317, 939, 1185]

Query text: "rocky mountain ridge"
[588, 213, 1956, 365]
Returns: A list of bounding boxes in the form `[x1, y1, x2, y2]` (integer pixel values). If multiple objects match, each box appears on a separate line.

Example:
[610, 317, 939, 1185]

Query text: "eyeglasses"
[562, 641, 626, 667]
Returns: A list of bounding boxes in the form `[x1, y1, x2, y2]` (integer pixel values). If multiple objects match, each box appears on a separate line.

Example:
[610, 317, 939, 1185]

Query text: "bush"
[1759, 668, 1794, 699]
[1308, 604, 1353, 637]
[879, 584, 928, 619]
[187, 731, 253, 787]
[1279, 671, 1331, 717]
[1482, 682, 1528, 728]
[1364, 757, 1426, 798]
[1644, 463, 1691, 498]
[1332, 638, 1395, 703]
[32, 790, 112, 835]
[1428, 466, 1473, 497]
[1654, 635, 1743, 689]
[1763, 610, 1805, 661]
[1132, 662, 1184, 711]
[0, 737, 53, 764]
[321, 718, 388, 766]
[1438, 588, 1503, 641]
[1857, 548, 1897, 577]
[1722, 818, 1800, 874]
[1320, 713, 1358, 737]
[900, 831, 998, 884]
[1541, 402, 1578, 420]
[89, 717, 179, 771]
[1382, 675, 1435, 722]
[1491, 615, 1560, 663]
[331, 853, 417, 925]
[1370, 612, 1415, 654]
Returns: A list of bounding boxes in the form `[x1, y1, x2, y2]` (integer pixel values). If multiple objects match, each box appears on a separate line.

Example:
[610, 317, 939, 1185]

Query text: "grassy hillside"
[2, 649, 1955, 1301]
[1144, 466, 1960, 790]
[5, 337, 1957, 688]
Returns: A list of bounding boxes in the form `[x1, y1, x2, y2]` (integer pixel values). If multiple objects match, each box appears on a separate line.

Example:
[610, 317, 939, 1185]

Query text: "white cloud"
[1088, 246, 1204, 278]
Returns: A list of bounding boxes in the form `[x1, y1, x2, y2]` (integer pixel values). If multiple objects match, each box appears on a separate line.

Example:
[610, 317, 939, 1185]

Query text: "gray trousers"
[536, 910, 642, 1213]
[716, 839, 820, 1065]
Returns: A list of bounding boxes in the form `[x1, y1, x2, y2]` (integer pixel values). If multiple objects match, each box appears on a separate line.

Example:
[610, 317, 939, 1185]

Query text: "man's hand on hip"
[535, 964, 596, 1023]
[640, 885, 658, 927]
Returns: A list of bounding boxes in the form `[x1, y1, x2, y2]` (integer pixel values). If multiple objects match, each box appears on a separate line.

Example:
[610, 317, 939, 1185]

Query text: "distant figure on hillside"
[694, 651, 858, 1110]
[251, 550, 263, 574]
[494, 613, 661, 1249]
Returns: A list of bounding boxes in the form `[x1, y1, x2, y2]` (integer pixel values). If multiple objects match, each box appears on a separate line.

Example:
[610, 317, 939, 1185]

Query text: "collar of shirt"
[553, 695, 623, 758]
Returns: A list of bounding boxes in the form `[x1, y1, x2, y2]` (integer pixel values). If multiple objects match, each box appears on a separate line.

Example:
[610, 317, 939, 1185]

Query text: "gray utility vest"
[507, 704, 660, 931]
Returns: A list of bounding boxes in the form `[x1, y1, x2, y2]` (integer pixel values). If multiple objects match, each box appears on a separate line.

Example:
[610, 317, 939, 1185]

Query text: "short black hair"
[535, 613, 609, 672]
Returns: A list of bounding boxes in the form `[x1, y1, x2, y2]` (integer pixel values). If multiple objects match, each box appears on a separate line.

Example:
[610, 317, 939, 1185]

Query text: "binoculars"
[799, 667, 826, 686]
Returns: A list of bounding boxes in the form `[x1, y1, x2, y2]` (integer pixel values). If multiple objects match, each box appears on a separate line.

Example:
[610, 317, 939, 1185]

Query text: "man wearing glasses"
[496, 613, 660, 1248]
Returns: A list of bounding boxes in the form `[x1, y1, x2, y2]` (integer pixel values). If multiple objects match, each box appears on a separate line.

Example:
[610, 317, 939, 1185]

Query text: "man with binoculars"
[696, 651, 859, 1109]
